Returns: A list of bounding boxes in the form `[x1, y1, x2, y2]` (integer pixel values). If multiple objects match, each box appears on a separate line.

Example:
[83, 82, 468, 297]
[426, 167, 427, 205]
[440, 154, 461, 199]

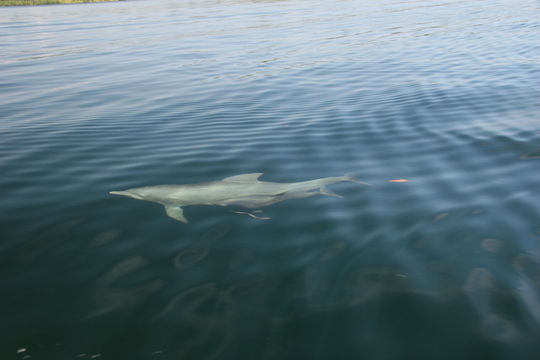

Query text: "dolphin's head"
[109, 190, 145, 200]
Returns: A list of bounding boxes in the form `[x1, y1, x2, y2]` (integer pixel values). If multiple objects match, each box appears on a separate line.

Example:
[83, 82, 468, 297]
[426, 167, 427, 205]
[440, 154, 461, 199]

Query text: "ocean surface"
[1, 0, 540, 359]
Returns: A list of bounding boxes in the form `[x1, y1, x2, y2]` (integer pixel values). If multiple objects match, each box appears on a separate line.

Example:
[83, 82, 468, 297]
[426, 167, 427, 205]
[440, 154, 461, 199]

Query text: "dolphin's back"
[135, 181, 284, 206]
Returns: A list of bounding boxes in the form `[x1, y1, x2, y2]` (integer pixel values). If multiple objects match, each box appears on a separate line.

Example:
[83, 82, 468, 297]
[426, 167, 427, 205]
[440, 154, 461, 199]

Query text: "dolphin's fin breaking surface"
[222, 173, 263, 183]
[165, 205, 188, 223]
[320, 185, 343, 198]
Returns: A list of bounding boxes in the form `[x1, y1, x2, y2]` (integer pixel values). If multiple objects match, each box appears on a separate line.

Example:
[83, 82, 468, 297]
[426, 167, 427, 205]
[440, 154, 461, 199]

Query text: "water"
[1, 0, 540, 358]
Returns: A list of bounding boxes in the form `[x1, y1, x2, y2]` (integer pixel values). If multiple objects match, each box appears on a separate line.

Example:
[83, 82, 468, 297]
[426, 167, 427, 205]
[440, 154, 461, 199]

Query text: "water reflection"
[151, 283, 233, 359]
[90, 229, 122, 247]
[90, 256, 164, 318]
[465, 267, 494, 293]
[153, 282, 217, 321]
[479, 314, 516, 341]
[16, 219, 82, 267]
[174, 248, 208, 268]
[520, 149, 540, 159]
[200, 224, 232, 243]
[481, 238, 503, 252]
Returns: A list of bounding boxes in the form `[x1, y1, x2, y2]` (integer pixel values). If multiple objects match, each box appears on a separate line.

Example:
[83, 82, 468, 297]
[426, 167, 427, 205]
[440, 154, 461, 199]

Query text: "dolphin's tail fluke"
[344, 173, 371, 185]
[320, 185, 343, 198]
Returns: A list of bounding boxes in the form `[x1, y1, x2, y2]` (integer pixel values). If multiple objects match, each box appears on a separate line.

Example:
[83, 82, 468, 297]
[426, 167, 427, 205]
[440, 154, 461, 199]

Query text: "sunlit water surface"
[1, 0, 540, 359]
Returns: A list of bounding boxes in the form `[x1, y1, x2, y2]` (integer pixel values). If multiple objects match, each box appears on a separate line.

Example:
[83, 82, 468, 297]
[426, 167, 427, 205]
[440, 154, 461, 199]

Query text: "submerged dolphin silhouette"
[110, 173, 367, 223]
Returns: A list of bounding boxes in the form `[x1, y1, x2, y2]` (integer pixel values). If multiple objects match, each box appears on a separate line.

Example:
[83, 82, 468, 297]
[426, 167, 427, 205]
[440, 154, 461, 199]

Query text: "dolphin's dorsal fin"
[222, 173, 263, 183]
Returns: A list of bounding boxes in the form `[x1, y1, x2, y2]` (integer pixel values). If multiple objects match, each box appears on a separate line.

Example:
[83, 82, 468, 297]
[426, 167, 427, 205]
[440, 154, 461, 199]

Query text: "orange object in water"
[389, 179, 409, 182]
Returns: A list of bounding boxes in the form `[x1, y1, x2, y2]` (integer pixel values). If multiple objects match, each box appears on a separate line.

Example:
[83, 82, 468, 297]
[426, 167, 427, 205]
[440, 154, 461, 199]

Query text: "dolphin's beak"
[109, 190, 144, 200]
[110, 191, 130, 196]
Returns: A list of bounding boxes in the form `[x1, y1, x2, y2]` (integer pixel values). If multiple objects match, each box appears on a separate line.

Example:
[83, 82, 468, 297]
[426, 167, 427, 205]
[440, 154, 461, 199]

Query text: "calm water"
[1, 0, 540, 359]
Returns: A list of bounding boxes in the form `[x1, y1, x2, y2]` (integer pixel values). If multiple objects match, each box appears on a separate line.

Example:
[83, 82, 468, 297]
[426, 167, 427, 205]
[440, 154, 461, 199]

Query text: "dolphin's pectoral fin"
[319, 186, 342, 198]
[164, 205, 188, 223]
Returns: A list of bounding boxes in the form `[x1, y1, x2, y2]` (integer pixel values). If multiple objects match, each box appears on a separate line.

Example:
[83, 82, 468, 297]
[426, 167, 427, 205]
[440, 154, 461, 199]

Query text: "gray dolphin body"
[110, 173, 367, 223]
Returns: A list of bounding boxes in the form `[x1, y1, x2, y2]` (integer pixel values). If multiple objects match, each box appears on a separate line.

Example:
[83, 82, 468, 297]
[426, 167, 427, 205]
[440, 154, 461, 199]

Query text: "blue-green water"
[1, 0, 540, 359]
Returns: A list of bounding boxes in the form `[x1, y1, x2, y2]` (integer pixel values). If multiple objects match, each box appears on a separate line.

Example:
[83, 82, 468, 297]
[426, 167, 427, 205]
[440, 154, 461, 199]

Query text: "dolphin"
[109, 173, 368, 223]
